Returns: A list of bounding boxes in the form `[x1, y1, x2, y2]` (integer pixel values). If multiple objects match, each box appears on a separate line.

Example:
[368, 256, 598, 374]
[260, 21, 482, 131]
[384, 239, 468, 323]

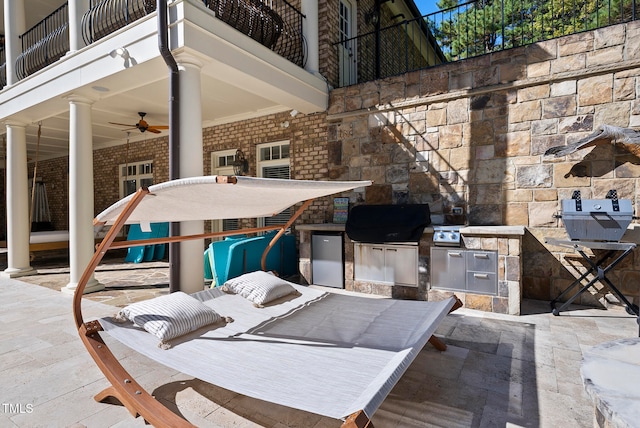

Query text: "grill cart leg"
[547, 241, 637, 326]
[550, 250, 615, 316]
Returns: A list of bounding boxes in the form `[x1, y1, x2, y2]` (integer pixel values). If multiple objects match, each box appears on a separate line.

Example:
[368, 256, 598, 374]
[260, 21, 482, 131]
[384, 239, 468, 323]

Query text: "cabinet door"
[385, 246, 417, 285]
[430, 248, 466, 291]
[354, 243, 385, 281]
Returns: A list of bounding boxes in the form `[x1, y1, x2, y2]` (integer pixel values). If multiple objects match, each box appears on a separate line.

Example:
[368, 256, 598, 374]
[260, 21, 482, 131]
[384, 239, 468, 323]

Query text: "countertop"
[296, 223, 526, 236]
[581, 338, 640, 428]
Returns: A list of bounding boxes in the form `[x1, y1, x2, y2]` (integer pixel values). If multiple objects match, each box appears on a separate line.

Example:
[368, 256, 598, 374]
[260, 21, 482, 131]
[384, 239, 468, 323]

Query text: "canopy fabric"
[95, 176, 371, 225]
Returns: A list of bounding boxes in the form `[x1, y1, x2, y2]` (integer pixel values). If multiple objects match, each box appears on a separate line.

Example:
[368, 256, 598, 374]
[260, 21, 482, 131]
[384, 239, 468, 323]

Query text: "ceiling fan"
[109, 112, 169, 134]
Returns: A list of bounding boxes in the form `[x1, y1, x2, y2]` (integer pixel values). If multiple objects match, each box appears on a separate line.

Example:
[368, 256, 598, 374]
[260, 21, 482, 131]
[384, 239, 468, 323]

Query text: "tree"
[429, 0, 636, 62]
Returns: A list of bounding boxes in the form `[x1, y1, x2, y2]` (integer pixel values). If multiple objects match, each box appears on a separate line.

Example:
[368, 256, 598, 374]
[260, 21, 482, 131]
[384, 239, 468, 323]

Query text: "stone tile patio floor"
[1, 251, 638, 427]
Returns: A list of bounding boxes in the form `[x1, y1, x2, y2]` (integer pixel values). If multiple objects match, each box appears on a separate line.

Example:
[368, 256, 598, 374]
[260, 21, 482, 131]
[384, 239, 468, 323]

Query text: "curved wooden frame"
[72, 181, 378, 427]
[72, 178, 459, 427]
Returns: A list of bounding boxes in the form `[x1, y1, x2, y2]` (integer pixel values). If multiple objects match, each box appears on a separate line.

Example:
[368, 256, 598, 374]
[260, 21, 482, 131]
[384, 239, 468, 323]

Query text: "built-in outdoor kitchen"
[297, 203, 526, 315]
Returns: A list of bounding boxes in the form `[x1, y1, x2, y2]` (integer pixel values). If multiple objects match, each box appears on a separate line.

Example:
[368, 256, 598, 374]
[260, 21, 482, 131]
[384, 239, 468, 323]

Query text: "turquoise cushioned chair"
[125, 222, 169, 263]
[203, 231, 296, 287]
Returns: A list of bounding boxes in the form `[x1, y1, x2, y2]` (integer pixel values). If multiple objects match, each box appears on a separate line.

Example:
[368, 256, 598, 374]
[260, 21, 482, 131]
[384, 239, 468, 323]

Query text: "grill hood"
[345, 204, 431, 243]
[561, 190, 634, 242]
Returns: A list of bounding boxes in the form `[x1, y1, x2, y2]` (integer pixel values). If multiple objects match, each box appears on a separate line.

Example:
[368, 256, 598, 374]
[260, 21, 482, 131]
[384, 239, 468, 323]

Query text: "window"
[257, 141, 291, 227]
[210, 150, 241, 234]
[119, 160, 153, 198]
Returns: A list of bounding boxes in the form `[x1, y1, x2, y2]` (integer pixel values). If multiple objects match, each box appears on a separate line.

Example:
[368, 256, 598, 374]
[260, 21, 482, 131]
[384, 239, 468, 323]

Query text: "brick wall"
[27, 157, 68, 230]
[319, 0, 339, 87]
[202, 112, 338, 226]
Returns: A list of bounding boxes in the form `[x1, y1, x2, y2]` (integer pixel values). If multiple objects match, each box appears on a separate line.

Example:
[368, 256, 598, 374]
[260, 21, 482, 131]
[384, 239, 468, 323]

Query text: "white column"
[4, 0, 26, 85]
[301, 0, 319, 76]
[2, 122, 35, 278]
[62, 96, 103, 294]
[177, 55, 204, 294]
[68, 0, 89, 52]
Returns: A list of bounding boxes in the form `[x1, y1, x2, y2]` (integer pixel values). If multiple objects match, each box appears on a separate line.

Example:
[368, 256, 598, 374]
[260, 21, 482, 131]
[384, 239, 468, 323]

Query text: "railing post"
[70, 0, 89, 51]
[3, 0, 26, 85]
[374, 0, 381, 79]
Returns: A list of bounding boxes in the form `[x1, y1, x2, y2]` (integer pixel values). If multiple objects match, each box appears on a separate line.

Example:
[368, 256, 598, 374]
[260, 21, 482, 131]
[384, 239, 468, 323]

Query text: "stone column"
[3, 0, 26, 85]
[2, 122, 36, 278]
[301, 0, 319, 76]
[62, 95, 103, 294]
[177, 55, 205, 294]
[68, 0, 90, 52]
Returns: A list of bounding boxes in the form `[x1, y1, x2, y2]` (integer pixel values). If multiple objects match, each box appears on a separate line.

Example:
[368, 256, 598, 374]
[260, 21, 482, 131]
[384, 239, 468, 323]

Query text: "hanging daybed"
[73, 175, 461, 427]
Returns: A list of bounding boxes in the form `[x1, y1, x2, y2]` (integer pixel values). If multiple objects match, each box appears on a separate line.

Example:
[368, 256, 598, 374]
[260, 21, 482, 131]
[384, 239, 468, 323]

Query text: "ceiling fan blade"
[149, 125, 169, 130]
[146, 128, 162, 134]
[108, 122, 136, 127]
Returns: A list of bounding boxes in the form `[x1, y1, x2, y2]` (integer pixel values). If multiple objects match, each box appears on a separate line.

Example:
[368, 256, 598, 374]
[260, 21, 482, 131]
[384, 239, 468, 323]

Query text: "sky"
[413, 0, 442, 15]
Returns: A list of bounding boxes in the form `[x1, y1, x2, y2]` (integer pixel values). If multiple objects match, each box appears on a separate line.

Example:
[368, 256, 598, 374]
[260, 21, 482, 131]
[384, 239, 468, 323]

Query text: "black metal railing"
[7, 0, 304, 86]
[429, 0, 638, 61]
[82, 0, 153, 44]
[0, 34, 5, 88]
[337, 18, 445, 87]
[204, 0, 305, 67]
[15, 3, 69, 80]
[336, 0, 639, 87]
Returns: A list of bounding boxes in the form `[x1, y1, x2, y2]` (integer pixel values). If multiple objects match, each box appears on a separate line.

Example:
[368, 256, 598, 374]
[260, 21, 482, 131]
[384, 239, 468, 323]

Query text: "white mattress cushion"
[116, 292, 222, 345]
[222, 270, 299, 307]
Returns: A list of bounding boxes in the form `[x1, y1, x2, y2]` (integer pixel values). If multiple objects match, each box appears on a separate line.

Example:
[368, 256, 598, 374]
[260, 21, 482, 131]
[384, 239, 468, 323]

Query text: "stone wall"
[328, 21, 640, 308]
[12, 20, 640, 313]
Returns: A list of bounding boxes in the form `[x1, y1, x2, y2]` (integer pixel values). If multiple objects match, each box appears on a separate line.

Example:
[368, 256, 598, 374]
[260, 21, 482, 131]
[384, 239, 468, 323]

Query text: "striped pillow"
[222, 271, 298, 307]
[116, 292, 222, 345]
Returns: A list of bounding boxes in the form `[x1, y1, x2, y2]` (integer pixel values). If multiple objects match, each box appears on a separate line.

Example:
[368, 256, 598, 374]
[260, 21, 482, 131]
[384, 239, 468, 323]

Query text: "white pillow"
[222, 271, 299, 307]
[115, 292, 223, 347]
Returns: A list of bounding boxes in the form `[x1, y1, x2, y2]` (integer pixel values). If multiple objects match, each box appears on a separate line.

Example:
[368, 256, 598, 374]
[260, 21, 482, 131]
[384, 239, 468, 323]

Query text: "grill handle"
[555, 214, 639, 219]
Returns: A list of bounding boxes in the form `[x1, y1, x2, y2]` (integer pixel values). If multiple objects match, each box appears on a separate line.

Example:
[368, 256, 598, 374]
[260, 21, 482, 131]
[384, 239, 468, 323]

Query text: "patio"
[1, 253, 637, 427]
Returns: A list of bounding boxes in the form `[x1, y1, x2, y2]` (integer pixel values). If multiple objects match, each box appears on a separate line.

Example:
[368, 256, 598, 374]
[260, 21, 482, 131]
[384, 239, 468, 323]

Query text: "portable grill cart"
[546, 190, 640, 333]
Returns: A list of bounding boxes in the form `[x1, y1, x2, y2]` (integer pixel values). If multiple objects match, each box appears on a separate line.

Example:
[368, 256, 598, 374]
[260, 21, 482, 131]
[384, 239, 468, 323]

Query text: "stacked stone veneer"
[15, 21, 640, 314]
[328, 21, 640, 311]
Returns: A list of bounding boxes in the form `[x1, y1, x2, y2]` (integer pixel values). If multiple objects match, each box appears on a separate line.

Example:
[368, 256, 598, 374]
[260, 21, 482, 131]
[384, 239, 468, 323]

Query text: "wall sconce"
[233, 149, 249, 176]
[364, 10, 379, 26]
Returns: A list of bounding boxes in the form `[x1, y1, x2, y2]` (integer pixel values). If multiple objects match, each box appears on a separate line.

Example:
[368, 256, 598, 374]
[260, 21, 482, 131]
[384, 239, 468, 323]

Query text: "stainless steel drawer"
[466, 271, 497, 295]
[466, 250, 497, 273]
[431, 248, 498, 295]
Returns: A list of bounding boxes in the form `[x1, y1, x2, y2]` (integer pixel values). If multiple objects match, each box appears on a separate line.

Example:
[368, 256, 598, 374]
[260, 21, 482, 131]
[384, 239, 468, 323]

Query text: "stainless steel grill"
[548, 189, 640, 331]
[560, 190, 633, 242]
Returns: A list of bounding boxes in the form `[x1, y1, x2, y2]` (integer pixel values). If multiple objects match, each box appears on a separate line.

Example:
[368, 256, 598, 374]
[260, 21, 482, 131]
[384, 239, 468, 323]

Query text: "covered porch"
[0, 0, 325, 293]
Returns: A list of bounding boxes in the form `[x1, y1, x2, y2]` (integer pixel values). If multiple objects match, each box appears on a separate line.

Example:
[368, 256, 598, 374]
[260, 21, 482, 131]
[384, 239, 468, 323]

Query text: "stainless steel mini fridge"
[311, 233, 344, 288]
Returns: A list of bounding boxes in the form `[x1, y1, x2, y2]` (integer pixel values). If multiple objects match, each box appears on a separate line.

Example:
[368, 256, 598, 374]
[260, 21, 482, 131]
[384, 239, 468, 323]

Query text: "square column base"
[2, 267, 37, 278]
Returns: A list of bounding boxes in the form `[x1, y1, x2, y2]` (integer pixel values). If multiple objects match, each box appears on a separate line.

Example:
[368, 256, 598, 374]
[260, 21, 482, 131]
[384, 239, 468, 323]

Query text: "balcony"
[336, 0, 640, 87]
[81, 0, 151, 45]
[11, 0, 305, 83]
[15, 3, 69, 80]
[203, 0, 305, 67]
